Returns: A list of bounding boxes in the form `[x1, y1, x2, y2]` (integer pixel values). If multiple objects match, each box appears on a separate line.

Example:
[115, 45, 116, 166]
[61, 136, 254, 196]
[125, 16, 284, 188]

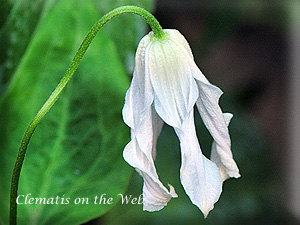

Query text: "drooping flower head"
[122, 29, 240, 217]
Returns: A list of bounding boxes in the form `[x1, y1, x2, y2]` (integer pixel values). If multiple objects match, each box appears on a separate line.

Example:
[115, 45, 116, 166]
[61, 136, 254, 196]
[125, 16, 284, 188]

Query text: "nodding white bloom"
[122, 29, 240, 217]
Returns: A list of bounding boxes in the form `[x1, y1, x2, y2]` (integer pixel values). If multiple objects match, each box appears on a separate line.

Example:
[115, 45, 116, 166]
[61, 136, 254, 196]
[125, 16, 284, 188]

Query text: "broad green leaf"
[0, 0, 153, 93]
[0, 0, 55, 86]
[0, 0, 133, 224]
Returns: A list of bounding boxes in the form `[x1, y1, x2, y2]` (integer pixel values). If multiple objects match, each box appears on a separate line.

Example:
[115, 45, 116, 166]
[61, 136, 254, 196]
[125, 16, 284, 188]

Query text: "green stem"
[9, 5, 163, 225]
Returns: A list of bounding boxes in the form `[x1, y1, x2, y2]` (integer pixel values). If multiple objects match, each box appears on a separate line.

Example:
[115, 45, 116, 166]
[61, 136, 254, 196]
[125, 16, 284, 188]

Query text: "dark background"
[99, 1, 300, 225]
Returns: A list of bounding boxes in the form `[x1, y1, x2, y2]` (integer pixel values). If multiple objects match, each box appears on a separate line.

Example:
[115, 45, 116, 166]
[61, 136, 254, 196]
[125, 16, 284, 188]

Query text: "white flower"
[122, 29, 240, 217]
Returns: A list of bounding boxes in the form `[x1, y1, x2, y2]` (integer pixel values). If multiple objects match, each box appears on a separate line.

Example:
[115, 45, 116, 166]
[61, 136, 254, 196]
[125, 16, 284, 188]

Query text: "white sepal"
[175, 110, 222, 217]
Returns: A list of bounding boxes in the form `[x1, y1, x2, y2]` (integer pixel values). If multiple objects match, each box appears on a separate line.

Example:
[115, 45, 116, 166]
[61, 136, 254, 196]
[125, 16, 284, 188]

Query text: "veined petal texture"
[146, 31, 199, 128]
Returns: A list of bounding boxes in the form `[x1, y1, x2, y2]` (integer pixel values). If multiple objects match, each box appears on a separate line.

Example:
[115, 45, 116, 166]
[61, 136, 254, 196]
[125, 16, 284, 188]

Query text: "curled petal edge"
[123, 138, 177, 212]
[174, 110, 222, 218]
[211, 113, 241, 181]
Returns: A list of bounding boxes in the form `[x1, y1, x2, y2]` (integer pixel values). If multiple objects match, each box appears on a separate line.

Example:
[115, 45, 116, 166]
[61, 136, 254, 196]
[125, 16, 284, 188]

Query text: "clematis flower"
[122, 29, 240, 217]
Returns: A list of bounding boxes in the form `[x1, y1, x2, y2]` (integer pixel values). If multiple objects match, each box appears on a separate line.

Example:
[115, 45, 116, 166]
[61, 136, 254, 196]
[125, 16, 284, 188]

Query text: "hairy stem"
[9, 5, 164, 225]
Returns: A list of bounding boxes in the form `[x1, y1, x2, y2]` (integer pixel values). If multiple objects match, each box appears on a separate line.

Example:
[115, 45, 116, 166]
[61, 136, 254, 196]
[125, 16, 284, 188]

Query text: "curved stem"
[9, 5, 164, 225]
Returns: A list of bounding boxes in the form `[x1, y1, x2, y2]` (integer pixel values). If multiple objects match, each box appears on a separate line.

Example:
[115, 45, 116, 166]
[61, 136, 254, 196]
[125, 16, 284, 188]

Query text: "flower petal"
[164, 29, 194, 61]
[123, 34, 154, 129]
[146, 34, 199, 128]
[123, 31, 178, 211]
[210, 113, 238, 181]
[192, 66, 240, 180]
[174, 110, 222, 217]
[123, 106, 177, 211]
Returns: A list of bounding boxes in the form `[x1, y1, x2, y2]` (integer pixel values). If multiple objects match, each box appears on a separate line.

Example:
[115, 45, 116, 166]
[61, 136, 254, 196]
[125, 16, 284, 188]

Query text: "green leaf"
[0, 0, 134, 224]
[0, 0, 153, 93]
[0, 0, 54, 87]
